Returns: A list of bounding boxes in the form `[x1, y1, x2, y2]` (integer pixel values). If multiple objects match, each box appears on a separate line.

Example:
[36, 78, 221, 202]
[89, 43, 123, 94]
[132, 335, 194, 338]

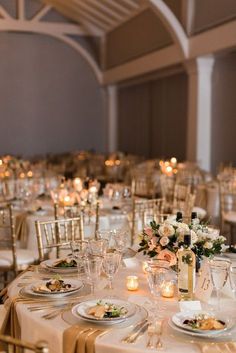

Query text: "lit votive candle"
[126, 276, 139, 291]
[161, 281, 175, 298]
[142, 261, 148, 273]
[63, 195, 73, 206]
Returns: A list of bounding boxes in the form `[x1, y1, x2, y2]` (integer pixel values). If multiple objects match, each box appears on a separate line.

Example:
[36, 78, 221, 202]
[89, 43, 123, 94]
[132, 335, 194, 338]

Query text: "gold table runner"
[63, 324, 107, 353]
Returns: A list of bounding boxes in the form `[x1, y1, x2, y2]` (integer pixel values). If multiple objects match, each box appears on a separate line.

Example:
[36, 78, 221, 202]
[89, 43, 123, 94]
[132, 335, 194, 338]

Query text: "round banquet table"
[14, 197, 131, 251]
[6, 259, 236, 353]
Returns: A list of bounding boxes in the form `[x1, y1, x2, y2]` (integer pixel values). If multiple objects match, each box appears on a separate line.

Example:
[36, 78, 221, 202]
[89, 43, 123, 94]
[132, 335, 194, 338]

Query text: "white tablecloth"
[7, 261, 236, 353]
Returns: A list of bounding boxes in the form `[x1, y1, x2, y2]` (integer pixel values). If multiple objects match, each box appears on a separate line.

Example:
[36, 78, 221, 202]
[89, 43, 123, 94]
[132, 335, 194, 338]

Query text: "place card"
[179, 300, 202, 312]
[194, 261, 213, 302]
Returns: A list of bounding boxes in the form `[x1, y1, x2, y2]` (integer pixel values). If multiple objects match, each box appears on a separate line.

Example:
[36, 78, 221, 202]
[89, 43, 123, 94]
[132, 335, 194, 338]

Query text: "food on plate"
[53, 258, 77, 268]
[35, 278, 73, 293]
[87, 301, 128, 319]
[183, 314, 225, 331]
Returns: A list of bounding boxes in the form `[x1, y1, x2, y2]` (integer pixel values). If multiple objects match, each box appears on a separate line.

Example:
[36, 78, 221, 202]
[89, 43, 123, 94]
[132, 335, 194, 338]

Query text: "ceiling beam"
[17, 0, 25, 20]
[120, 0, 140, 10]
[102, 0, 131, 16]
[86, 0, 125, 22]
[0, 5, 13, 20]
[73, 0, 118, 27]
[103, 44, 182, 84]
[31, 4, 52, 21]
[74, 8, 109, 31]
[43, 0, 104, 35]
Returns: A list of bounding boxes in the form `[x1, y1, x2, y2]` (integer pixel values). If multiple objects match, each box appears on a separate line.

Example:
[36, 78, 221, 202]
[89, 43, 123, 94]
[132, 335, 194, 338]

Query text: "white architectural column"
[185, 56, 215, 171]
[107, 85, 118, 153]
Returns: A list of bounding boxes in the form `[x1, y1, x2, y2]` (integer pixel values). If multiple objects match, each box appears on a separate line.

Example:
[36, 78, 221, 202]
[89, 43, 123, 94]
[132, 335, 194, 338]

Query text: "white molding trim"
[148, 0, 189, 58]
[103, 44, 182, 84]
[190, 19, 236, 58]
[103, 18, 236, 84]
[181, 0, 195, 36]
[107, 85, 118, 153]
[185, 56, 215, 171]
[0, 5, 13, 20]
[17, 0, 25, 20]
[31, 4, 52, 22]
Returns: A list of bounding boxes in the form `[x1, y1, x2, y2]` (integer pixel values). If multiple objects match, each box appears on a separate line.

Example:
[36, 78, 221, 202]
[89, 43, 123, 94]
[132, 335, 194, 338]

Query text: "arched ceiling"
[42, 0, 147, 35]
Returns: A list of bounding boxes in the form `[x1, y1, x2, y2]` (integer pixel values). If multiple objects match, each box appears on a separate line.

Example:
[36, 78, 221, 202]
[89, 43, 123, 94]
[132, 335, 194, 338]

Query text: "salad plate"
[72, 298, 137, 325]
[171, 311, 235, 337]
[41, 258, 78, 273]
[24, 279, 83, 298]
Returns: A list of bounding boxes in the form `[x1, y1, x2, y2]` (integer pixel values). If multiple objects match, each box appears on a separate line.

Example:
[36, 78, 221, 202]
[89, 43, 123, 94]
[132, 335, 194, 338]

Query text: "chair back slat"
[35, 217, 83, 261]
[0, 334, 49, 353]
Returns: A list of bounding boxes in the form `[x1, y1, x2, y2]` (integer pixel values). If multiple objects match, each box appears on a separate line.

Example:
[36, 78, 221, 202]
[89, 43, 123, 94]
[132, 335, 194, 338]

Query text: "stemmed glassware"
[88, 238, 108, 257]
[70, 240, 89, 279]
[102, 251, 122, 291]
[146, 259, 170, 317]
[83, 255, 103, 295]
[208, 258, 230, 311]
[229, 265, 236, 297]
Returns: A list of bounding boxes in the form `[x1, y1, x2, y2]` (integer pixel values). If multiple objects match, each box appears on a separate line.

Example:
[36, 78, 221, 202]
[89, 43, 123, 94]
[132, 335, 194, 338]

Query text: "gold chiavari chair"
[53, 201, 100, 240]
[35, 217, 83, 261]
[130, 198, 164, 245]
[0, 204, 37, 284]
[0, 334, 49, 353]
[172, 184, 196, 218]
[219, 180, 236, 244]
[160, 175, 175, 211]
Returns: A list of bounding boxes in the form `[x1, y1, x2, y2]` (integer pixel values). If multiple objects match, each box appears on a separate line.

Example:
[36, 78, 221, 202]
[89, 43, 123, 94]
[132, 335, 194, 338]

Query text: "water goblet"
[70, 240, 89, 278]
[102, 251, 122, 291]
[146, 259, 170, 317]
[209, 258, 230, 311]
[83, 255, 103, 295]
[112, 229, 129, 253]
[88, 238, 108, 257]
[229, 265, 236, 297]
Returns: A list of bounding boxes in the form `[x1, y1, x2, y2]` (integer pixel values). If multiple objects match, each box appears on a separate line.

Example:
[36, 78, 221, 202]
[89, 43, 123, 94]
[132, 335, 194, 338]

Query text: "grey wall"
[211, 52, 236, 173]
[0, 32, 106, 157]
[118, 71, 188, 160]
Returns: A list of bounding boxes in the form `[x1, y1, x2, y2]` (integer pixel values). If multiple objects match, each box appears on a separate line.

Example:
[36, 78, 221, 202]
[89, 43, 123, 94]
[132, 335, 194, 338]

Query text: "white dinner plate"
[72, 298, 137, 325]
[41, 259, 78, 274]
[224, 253, 236, 260]
[168, 318, 234, 339]
[25, 279, 83, 298]
[171, 311, 235, 336]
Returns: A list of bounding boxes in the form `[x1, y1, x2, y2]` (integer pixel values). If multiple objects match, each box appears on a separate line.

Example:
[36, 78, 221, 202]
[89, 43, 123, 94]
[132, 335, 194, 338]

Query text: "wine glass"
[83, 256, 103, 294]
[229, 265, 236, 297]
[112, 229, 128, 253]
[70, 240, 89, 278]
[209, 259, 230, 311]
[88, 238, 108, 257]
[102, 251, 122, 291]
[146, 259, 170, 317]
[96, 230, 115, 249]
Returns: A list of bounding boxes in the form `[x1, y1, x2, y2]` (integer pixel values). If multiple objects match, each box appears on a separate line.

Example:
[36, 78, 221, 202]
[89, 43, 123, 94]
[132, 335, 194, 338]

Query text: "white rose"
[204, 241, 213, 249]
[159, 236, 170, 246]
[158, 224, 175, 237]
[190, 230, 198, 244]
[177, 223, 190, 236]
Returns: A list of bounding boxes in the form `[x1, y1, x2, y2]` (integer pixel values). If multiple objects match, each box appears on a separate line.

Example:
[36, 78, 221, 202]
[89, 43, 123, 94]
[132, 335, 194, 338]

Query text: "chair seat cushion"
[193, 206, 207, 220]
[224, 211, 236, 223]
[0, 249, 38, 268]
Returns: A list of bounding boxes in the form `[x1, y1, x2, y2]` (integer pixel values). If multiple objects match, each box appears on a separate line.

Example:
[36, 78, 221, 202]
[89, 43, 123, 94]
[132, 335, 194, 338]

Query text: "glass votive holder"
[161, 280, 175, 298]
[142, 261, 148, 273]
[126, 275, 139, 291]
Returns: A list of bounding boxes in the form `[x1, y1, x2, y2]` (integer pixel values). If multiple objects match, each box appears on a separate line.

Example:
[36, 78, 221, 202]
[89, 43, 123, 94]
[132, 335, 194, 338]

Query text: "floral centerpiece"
[138, 217, 226, 266]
